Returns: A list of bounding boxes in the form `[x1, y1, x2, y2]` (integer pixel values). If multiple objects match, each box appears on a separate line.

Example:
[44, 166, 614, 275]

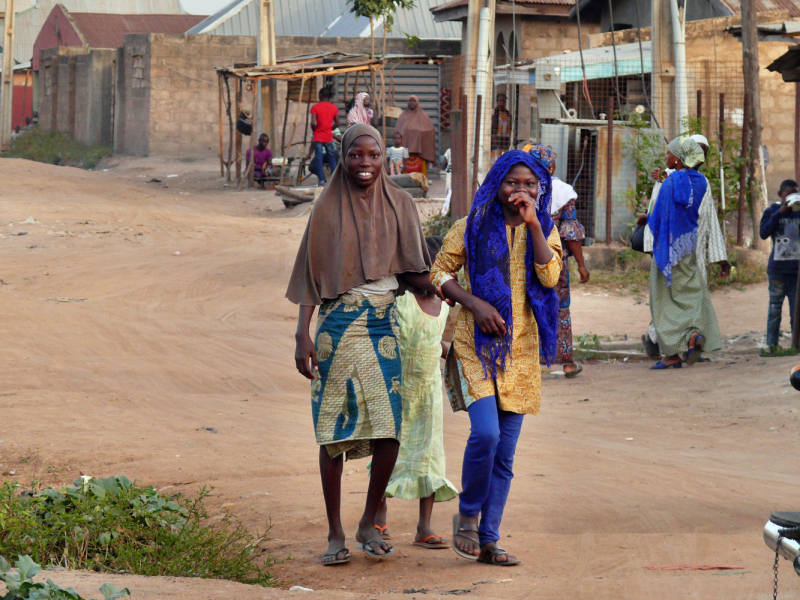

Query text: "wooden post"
[718, 93, 725, 147]
[279, 86, 290, 186]
[380, 64, 387, 143]
[737, 93, 749, 246]
[218, 75, 225, 177]
[248, 87, 258, 189]
[225, 76, 234, 182]
[258, 0, 278, 146]
[297, 81, 311, 186]
[696, 89, 702, 121]
[795, 82, 800, 182]
[471, 94, 483, 199]
[235, 79, 242, 185]
[1, 0, 17, 149]
[719, 93, 726, 229]
[741, 0, 765, 249]
[606, 95, 613, 245]
[283, 72, 306, 186]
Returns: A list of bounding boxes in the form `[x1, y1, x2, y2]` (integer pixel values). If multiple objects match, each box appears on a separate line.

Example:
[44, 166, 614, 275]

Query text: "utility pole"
[463, 0, 496, 192]
[741, 0, 765, 249]
[258, 0, 277, 147]
[651, 0, 676, 139]
[1, 0, 16, 150]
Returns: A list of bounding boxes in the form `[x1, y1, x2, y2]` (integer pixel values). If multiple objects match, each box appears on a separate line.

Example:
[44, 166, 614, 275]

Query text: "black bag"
[630, 222, 646, 253]
[236, 117, 253, 137]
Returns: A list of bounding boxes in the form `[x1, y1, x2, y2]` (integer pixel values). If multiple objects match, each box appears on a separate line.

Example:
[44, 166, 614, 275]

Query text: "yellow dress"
[430, 217, 562, 415]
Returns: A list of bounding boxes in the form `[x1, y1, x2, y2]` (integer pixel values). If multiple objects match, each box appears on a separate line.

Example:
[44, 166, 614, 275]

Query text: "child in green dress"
[374, 236, 458, 549]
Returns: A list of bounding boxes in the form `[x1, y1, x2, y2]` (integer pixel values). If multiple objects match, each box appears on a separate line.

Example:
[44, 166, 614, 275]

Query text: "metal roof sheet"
[0, 0, 186, 64]
[69, 12, 205, 48]
[432, 0, 574, 12]
[718, 0, 800, 16]
[188, 0, 461, 39]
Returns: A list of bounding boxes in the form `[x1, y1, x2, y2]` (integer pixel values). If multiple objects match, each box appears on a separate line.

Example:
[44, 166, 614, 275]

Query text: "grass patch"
[3, 129, 111, 169]
[0, 476, 276, 586]
[760, 346, 799, 358]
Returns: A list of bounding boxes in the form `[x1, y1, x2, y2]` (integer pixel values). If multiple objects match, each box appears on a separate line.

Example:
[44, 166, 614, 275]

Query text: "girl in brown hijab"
[287, 124, 433, 564]
[394, 95, 437, 175]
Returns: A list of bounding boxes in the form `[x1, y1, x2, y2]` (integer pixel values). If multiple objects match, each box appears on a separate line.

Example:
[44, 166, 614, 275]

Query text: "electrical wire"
[606, 0, 623, 112]
[633, 0, 661, 131]
[575, 0, 596, 119]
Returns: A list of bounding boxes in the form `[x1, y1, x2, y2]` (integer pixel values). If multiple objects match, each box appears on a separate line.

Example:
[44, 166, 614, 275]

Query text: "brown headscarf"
[394, 95, 437, 163]
[286, 124, 431, 306]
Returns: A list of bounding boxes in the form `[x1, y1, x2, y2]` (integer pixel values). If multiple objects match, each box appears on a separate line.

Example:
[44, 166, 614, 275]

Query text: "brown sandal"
[413, 534, 450, 549]
[477, 545, 521, 566]
[374, 524, 391, 540]
[452, 513, 479, 561]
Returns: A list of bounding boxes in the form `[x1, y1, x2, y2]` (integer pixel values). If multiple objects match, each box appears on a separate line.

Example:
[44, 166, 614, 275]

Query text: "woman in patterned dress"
[431, 150, 562, 566]
[526, 144, 590, 377]
[637, 136, 730, 369]
[287, 124, 434, 565]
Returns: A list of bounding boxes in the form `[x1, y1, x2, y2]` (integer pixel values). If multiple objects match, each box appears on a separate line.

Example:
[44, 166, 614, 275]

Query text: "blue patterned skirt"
[312, 290, 402, 460]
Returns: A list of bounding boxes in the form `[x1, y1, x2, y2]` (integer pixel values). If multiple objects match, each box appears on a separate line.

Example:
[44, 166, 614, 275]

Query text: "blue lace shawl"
[649, 168, 707, 286]
[465, 150, 560, 377]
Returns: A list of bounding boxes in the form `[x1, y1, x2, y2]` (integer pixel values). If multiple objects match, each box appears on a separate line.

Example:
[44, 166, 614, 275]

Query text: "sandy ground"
[1, 156, 799, 600]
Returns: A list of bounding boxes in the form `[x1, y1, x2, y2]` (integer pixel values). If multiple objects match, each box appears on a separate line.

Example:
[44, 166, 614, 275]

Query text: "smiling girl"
[286, 125, 432, 565]
[432, 150, 562, 566]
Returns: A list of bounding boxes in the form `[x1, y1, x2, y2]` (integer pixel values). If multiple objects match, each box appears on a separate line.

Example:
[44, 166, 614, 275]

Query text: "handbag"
[629, 222, 646, 253]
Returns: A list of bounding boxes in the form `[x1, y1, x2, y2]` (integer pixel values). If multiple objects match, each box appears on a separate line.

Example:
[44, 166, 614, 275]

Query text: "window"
[132, 55, 145, 88]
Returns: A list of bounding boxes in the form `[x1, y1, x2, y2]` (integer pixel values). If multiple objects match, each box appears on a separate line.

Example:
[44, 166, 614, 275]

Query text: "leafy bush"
[0, 476, 275, 586]
[3, 130, 111, 169]
[0, 554, 128, 600]
[423, 212, 453, 237]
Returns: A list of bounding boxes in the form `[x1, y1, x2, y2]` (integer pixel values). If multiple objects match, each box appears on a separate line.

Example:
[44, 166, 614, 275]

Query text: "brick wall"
[145, 33, 256, 157]
[520, 19, 601, 61]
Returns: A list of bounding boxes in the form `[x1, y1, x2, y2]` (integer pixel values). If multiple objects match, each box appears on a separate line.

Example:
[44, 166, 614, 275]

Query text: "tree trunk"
[370, 16, 375, 56]
[741, 0, 765, 249]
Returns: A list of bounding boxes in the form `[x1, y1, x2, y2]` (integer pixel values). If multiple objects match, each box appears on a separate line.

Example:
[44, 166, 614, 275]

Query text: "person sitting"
[246, 133, 274, 189]
[387, 132, 409, 176]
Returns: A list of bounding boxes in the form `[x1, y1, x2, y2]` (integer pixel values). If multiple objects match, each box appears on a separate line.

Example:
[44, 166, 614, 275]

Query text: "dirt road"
[0, 157, 798, 600]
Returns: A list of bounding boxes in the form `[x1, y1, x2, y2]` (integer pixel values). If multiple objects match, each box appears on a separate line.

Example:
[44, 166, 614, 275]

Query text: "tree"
[347, 0, 417, 58]
[740, 0, 766, 249]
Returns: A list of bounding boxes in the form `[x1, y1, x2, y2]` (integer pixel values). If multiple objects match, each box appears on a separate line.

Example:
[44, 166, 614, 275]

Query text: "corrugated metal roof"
[432, 0, 574, 11]
[0, 0, 186, 63]
[70, 12, 205, 48]
[719, 0, 800, 16]
[188, 0, 461, 39]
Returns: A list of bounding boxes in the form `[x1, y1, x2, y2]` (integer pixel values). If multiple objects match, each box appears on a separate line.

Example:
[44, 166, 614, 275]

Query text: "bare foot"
[416, 522, 437, 542]
[453, 513, 480, 557]
[322, 534, 349, 565]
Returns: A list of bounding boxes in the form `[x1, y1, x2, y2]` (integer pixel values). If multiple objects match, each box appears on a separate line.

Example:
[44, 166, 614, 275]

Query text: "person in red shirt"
[309, 87, 340, 187]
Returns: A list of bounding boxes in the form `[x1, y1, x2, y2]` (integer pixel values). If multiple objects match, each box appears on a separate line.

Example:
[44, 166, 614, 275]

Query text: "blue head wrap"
[649, 168, 708, 286]
[465, 150, 560, 376]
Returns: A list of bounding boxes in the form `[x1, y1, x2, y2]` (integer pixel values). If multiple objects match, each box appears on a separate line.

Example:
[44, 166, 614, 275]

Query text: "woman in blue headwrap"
[637, 136, 730, 369]
[431, 150, 562, 566]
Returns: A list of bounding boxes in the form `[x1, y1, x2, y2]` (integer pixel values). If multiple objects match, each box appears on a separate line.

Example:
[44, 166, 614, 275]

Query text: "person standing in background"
[309, 87, 340, 187]
[760, 179, 800, 352]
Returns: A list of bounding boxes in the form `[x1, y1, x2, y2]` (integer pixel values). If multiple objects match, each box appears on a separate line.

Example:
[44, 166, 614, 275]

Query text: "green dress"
[385, 292, 458, 502]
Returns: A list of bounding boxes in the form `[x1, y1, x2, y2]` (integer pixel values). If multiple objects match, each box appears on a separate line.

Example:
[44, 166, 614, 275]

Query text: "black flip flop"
[564, 365, 583, 379]
[358, 540, 395, 559]
[477, 545, 521, 566]
[452, 513, 479, 561]
[321, 547, 350, 566]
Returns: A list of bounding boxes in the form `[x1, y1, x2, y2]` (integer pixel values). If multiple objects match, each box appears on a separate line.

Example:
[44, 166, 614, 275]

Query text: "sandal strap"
[419, 534, 444, 543]
[482, 547, 515, 563]
[457, 521, 479, 533]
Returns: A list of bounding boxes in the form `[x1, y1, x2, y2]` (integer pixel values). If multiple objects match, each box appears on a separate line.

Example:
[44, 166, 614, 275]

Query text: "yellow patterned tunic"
[430, 217, 562, 415]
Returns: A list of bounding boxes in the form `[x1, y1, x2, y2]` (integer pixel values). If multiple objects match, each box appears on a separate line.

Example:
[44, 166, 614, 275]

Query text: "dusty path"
[0, 157, 798, 600]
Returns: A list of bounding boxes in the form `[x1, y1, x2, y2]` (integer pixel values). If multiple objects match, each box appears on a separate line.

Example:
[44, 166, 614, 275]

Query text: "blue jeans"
[310, 141, 338, 185]
[459, 396, 524, 546]
[767, 272, 798, 347]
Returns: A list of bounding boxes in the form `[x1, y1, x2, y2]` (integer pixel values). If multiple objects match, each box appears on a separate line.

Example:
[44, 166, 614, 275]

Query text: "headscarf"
[648, 137, 708, 286]
[524, 144, 576, 215]
[465, 150, 560, 374]
[286, 124, 431, 305]
[667, 136, 705, 169]
[348, 92, 372, 126]
[394, 95, 437, 163]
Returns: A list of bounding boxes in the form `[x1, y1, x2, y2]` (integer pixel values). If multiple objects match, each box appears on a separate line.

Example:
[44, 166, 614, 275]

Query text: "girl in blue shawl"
[638, 136, 729, 369]
[430, 150, 562, 566]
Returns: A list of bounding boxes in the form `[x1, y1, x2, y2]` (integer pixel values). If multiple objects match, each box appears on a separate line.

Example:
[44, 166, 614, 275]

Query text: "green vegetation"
[423, 212, 453, 238]
[0, 555, 129, 600]
[760, 345, 799, 358]
[3, 130, 111, 169]
[0, 476, 276, 586]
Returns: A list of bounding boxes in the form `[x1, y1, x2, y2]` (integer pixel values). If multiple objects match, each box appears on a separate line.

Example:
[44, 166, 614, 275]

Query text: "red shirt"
[310, 101, 339, 143]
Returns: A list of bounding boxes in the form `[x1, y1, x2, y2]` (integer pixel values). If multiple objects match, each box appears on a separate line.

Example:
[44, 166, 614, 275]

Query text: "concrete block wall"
[116, 35, 153, 156]
[55, 55, 77, 135]
[145, 33, 256, 157]
[74, 50, 116, 147]
[38, 46, 87, 133]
